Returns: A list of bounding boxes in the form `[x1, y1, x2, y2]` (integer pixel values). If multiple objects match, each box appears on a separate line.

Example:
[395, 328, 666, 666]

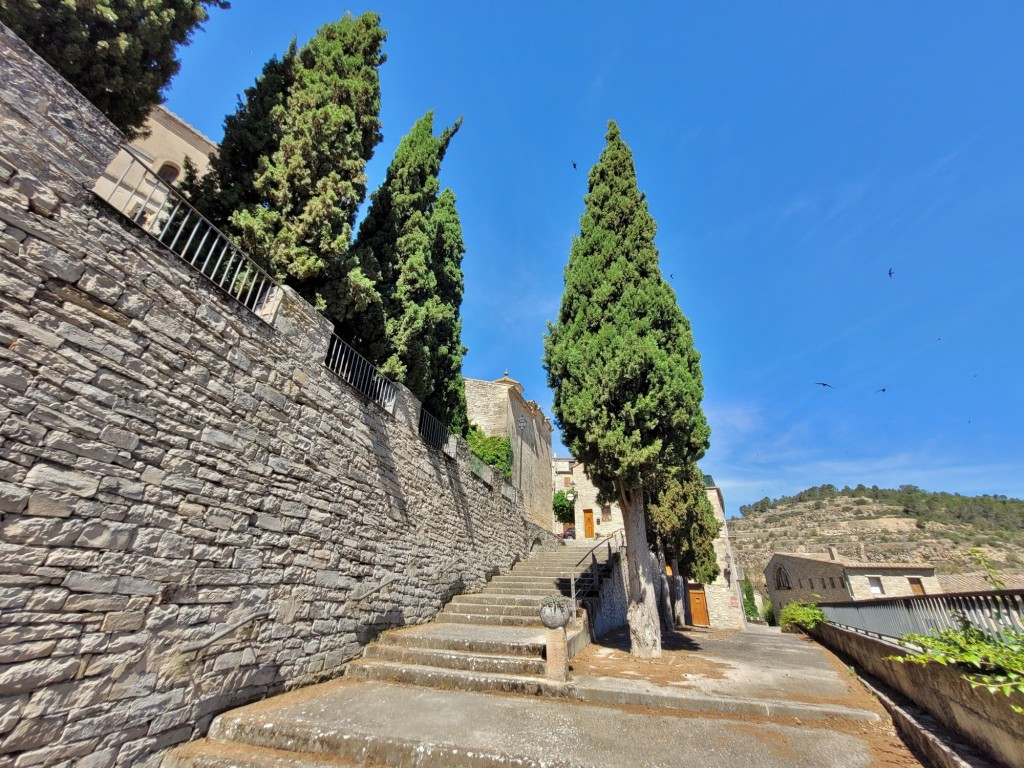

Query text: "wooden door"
[908, 577, 925, 596]
[583, 508, 595, 538]
[688, 585, 710, 626]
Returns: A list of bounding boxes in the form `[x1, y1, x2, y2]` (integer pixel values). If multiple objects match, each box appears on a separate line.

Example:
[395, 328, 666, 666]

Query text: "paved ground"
[171, 623, 927, 768]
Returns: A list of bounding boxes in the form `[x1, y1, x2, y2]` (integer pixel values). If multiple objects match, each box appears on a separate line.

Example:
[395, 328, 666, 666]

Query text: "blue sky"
[164, 3, 1024, 517]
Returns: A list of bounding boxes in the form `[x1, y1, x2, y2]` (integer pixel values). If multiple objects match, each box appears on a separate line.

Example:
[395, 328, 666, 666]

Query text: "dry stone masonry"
[0, 24, 551, 768]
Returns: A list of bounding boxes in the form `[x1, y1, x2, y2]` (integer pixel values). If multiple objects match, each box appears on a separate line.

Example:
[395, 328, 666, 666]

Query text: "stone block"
[76, 268, 123, 305]
[0, 657, 78, 695]
[0, 641, 56, 665]
[25, 492, 73, 518]
[0, 713, 65, 755]
[100, 611, 145, 633]
[23, 464, 98, 498]
[61, 571, 118, 594]
[62, 594, 129, 613]
[98, 425, 138, 451]
[0, 481, 29, 513]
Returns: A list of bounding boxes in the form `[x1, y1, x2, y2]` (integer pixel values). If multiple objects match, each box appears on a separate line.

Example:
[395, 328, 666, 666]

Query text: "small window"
[820, 578, 827, 589]
[908, 577, 925, 596]
[156, 162, 180, 184]
[798, 579, 803, 589]
[838, 576, 845, 587]
[868, 577, 884, 595]
[829, 577, 836, 589]
[563, 476, 571, 487]
[775, 566, 791, 590]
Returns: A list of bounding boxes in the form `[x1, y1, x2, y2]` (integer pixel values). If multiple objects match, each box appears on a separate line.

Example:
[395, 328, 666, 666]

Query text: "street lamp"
[723, 552, 733, 586]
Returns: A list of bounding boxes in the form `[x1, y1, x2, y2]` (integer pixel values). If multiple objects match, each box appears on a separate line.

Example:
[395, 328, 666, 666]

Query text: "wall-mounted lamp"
[723, 552, 733, 586]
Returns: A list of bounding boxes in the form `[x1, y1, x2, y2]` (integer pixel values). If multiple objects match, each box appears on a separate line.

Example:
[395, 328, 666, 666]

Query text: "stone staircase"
[344, 540, 614, 693]
[165, 541, 618, 768]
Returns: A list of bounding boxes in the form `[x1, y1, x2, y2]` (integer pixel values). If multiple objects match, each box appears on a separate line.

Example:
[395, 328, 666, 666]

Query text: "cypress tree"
[346, 111, 466, 429]
[648, 464, 721, 584]
[230, 12, 386, 311]
[0, 0, 228, 136]
[180, 42, 297, 231]
[544, 120, 710, 658]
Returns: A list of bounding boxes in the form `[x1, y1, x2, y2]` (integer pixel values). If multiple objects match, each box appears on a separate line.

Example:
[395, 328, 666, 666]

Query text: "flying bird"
[815, 382, 833, 388]
[669, 273, 674, 280]
[888, 267, 894, 278]
[572, 161, 577, 170]
[876, 388, 887, 393]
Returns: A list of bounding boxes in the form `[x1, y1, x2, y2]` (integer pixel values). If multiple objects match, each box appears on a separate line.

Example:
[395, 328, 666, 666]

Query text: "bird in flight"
[669, 273, 674, 280]
[572, 161, 577, 170]
[815, 382, 833, 388]
[888, 267, 895, 278]
[876, 388, 887, 393]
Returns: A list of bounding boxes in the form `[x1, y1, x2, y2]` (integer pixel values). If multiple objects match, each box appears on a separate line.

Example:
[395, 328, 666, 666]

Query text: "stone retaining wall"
[812, 623, 1024, 768]
[0, 25, 552, 768]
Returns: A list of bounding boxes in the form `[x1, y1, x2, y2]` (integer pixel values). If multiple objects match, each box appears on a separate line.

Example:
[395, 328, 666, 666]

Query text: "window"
[829, 577, 836, 589]
[156, 162, 180, 184]
[908, 577, 925, 596]
[775, 566, 792, 590]
[820, 578, 827, 589]
[868, 577, 884, 595]
[798, 579, 803, 589]
[563, 476, 571, 487]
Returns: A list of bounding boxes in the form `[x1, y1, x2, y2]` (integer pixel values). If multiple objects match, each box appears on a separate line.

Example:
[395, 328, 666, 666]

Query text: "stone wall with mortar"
[0, 26, 552, 768]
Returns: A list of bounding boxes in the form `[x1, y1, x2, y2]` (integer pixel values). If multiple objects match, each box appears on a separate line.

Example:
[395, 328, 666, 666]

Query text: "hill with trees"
[731, 484, 1024, 591]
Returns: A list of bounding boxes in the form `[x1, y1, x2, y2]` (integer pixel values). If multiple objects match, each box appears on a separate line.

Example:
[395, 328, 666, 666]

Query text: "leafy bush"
[552, 490, 575, 524]
[761, 602, 776, 626]
[891, 615, 1024, 715]
[467, 425, 512, 480]
[778, 601, 826, 631]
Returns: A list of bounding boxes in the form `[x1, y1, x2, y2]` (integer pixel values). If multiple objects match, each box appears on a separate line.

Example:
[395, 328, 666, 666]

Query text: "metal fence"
[324, 334, 397, 414]
[418, 408, 456, 459]
[820, 589, 1024, 643]
[93, 148, 279, 324]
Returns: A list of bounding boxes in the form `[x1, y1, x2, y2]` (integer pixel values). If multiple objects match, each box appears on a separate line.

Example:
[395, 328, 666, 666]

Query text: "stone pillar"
[545, 627, 568, 681]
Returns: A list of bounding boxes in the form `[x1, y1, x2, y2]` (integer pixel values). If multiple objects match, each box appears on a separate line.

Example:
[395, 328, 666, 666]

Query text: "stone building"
[764, 550, 940, 618]
[131, 105, 217, 184]
[465, 372, 553, 530]
[550, 456, 624, 539]
[689, 477, 745, 629]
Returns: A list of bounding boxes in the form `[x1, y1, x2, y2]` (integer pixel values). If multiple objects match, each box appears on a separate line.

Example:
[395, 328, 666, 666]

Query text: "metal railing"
[324, 334, 397, 413]
[418, 407, 456, 459]
[569, 529, 625, 626]
[93, 147, 280, 324]
[820, 589, 1024, 643]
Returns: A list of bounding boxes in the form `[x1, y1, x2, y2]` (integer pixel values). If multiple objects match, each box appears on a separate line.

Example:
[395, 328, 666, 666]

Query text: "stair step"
[373, 625, 546, 657]
[442, 602, 540, 618]
[449, 594, 545, 607]
[345, 660, 565, 698]
[364, 645, 545, 675]
[164, 739, 368, 768]
[435, 612, 546, 627]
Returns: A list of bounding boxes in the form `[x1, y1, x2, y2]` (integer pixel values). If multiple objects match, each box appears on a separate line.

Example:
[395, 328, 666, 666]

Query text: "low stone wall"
[586, 552, 628, 640]
[0, 24, 552, 768]
[812, 623, 1024, 768]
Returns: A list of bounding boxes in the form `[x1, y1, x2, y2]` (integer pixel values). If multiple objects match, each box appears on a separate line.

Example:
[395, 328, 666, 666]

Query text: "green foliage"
[741, 577, 758, 619]
[553, 490, 576, 525]
[543, 120, 710, 498]
[761, 602, 776, 626]
[969, 548, 1006, 589]
[891, 616, 1024, 715]
[346, 112, 467, 430]
[778, 601, 826, 631]
[647, 464, 720, 583]
[1, 0, 227, 136]
[231, 12, 386, 309]
[467, 426, 512, 480]
[739, 484, 1024, 536]
[181, 42, 297, 231]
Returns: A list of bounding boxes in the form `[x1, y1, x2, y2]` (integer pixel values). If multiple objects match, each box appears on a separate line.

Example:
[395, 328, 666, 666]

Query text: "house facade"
[465, 372, 553, 530]
[764, 550, 940, 617]
[550, 456, 624, 538]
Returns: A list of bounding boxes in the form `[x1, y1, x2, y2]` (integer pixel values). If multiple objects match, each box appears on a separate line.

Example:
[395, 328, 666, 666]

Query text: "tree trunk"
[618, 482, 662, 658]
[654, 539, 673, 631]
[670, 557, 684, 628]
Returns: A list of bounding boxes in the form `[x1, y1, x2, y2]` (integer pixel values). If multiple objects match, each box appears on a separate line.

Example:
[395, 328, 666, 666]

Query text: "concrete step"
[344, 660, 564, 697]
[441, 601, 540, 618]
[481, 585, 577, 596]
[372, 624, 546, 657]
[164, 739, 368, 768]
[448, 593, 545, 607]
[364, 644, 546, 676]
[435, 611, 546, 627]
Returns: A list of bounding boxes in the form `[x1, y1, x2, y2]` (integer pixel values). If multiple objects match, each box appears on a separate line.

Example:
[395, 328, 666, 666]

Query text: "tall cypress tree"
[180, 42, 296, 231]
[230, 12, 386, 311]
[544, 121, 710, 658]
[0, 0, 228, 136]
[648, 464, 720, 584]
[346, 111, 466, 429]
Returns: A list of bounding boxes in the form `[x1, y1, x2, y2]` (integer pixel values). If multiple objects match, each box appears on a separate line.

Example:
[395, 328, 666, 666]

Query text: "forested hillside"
[731, 485, 1024, 590]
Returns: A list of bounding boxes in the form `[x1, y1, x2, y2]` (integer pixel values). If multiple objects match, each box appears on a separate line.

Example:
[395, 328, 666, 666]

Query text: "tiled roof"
[937, 572, 1024, 593]
[769, 552, 933, 571]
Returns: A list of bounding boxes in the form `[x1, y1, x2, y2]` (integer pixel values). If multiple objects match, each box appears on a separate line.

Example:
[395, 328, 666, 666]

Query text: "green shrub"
[778, 601, 826, 631]
[891, 615, 1024, 715]
[741, 577, 758, 619]
[467, 425, 512, 480]
[761, 602, 776, 626]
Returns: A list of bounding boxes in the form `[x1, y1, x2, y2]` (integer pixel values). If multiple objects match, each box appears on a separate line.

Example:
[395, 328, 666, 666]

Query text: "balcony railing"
[418, 408, 456, 459]
[93, 147, 280, 324]
[324, 334, 397, 414]
[820, 589, 1024, 643]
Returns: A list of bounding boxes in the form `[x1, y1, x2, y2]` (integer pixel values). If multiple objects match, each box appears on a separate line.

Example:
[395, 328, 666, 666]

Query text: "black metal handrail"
[418, 407, 456, 459]
[93, 146, 279, 324]
[324, 334, 397, 414]
[568, 530, 625, 625]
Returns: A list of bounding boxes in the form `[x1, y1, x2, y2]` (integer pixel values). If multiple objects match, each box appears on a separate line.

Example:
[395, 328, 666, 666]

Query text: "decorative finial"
[504, 369, 509, 377]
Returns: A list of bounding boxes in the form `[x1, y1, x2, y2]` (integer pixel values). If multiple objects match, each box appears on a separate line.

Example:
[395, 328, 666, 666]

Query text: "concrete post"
[545, 627, 568, 681]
